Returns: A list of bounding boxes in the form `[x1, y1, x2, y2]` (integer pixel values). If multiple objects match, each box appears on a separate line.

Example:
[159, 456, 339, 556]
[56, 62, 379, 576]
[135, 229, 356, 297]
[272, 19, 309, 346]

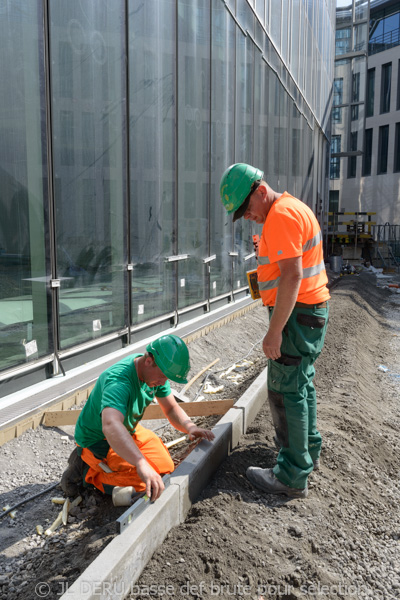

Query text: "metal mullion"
[206, 0, 213, 311]
[43, 0, 64, 377]
[173, 0, 179, 325]
[124, 0, 132, 346]
[231, 3, 237, 300]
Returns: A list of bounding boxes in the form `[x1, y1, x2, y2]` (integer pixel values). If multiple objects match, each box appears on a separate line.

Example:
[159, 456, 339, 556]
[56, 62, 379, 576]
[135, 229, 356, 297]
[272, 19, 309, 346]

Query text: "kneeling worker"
[61, 334, 214, 503]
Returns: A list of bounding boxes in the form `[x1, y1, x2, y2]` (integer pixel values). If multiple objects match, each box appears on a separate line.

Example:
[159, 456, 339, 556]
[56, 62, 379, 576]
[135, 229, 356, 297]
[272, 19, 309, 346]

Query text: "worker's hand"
[186, 424, 215, 442]
[262, 330, 282, 360]
[135, 458, 164, 502]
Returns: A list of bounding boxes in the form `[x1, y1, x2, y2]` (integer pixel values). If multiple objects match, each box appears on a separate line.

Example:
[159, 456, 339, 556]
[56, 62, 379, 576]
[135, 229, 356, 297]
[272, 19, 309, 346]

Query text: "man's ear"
[257, 183, 267, 197]
[144, 354, 156, 368]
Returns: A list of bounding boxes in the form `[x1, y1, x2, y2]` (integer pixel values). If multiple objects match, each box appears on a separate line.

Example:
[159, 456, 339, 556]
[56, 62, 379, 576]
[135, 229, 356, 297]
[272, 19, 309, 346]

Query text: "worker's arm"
[263, 255, 303, 360]
[156, 394, 215, 442]
[102, 407, 164, 501]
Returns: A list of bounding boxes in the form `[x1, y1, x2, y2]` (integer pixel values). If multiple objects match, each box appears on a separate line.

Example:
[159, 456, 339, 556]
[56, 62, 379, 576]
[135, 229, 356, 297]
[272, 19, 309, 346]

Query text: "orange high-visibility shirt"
[257, 192, 330, 306]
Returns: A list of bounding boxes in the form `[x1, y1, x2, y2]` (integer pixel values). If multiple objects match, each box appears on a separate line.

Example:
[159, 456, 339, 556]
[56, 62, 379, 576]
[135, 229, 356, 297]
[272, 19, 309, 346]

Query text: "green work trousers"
[267, 303, 329, 489]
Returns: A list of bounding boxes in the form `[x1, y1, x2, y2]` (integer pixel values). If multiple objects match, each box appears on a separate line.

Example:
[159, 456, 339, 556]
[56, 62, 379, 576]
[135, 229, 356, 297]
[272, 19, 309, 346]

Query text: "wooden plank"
[43, 411, 81, 427]
[142, 399, 234, 420]
[181, 359, 220, 394]
[43, 399, 235, 427]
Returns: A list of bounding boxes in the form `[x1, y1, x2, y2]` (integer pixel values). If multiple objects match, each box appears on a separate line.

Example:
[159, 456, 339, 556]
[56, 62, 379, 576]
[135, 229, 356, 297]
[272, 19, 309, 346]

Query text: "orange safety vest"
[257, 192, 330, 306]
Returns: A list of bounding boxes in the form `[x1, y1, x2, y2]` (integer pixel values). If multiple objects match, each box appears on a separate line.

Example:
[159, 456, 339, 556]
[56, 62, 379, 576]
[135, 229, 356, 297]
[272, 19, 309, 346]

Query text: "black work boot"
[60, 447, 84, 497]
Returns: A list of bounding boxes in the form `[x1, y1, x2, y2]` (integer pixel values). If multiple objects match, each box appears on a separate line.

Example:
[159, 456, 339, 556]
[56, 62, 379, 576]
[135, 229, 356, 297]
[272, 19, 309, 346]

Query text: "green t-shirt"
[74, 354, 171, 448]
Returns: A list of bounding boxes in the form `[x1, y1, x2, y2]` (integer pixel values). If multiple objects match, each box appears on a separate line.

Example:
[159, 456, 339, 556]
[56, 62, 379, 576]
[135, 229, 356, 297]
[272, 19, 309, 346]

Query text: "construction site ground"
[1, 270, 400, 600]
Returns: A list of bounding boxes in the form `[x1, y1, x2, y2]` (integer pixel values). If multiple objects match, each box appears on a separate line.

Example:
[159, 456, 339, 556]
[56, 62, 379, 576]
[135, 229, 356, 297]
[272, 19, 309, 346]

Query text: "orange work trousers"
[80, 423, 174, 494]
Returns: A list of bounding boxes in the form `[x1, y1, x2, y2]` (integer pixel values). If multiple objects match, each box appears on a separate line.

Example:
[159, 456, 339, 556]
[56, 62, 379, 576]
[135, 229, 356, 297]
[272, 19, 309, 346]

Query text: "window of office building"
[377, 125, 389, 174]
[380, 62, 392, 114]
[328, 190, 339, 232]
[369, 4, 400, 53]
[397, 60, 400, 110]
[363, 128, 373, 176]
[366, 68, 375, 117]
[335, 27, 351, 55]
[330, 135, 341, 179]
[351, 71, 360, 121]
[348, 131, 357, 178]
[333, 77, 343, 123]
[395, 123, 400, 172]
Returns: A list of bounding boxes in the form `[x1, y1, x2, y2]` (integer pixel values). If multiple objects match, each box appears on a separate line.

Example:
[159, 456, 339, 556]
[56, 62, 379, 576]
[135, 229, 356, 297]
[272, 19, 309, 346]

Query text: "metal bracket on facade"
[50, 279, 60, 288]
[127, 264, 133, 271]
[228, 252, 239, 257]
[202, 254, 216, 264]
[244, 252, 255, 261]
[165, 254, 189, 262]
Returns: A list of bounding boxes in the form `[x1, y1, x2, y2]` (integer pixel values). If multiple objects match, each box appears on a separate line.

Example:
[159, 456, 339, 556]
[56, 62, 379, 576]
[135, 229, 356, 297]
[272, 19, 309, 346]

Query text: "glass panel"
[210, 0, 235, 298]
[267, 70, 280, 190]
[291, 0, 300, 83]
[50, 0, 126, 349]
[362, 128, 373, 176]
[177, 0, 210, 309]
[353, 23, 367, 51]
[0, 1, 51, 372]
[335, 26, 351, 56]
[281, 0, 290, 65]
[270, 0, 282, 52]
[291, 106, 302, 196]
[278, 84, 289, 192]
[234, 31, 257, 288]
[254, 52, 269, 171]
[377, 125, 389, 174]
[380, 62, 392, 114]
[355, 1, 368, 22]
[397, 60, 400, 110]
[394, 123, 400, 173]
[129, 0, 176, 323]
[366, 68, 375, 117]
[347, 131, 357, 178]
[336, 1, 353, 27]
[255, 0, 265, 24]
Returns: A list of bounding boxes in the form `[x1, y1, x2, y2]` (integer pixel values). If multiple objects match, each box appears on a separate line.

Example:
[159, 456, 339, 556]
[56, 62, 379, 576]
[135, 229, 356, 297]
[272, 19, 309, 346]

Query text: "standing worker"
[220, 163, 329, 498]
[61, 334, 214, 504]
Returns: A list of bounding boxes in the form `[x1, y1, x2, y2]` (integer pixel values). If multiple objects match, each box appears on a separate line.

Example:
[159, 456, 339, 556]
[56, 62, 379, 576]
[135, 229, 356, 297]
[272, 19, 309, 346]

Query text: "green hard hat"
[146, 334, 190, 384]
[220, 163, 264, 215]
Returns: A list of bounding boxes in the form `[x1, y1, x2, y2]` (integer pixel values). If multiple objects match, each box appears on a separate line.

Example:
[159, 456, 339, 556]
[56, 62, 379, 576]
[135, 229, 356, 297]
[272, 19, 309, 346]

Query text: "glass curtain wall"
[49, 0, 126, 350]
[0, 1, 51, 371]
[129, 0, 176, 324]
[0, 0, 335, 381]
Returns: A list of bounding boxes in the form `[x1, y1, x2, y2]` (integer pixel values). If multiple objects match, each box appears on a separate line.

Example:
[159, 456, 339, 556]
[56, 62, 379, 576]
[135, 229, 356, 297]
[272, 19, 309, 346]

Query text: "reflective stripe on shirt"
[258, 260, 325, 291]
[258, 256, 270, 265]
[258, 276, 280, 291]
[303, 260, 325, 279]
[302, 230, 322, 253]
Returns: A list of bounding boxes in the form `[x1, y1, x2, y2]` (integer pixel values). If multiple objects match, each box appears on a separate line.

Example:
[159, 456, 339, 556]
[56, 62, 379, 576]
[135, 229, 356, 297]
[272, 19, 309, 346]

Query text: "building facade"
[330, 0, 400, 225]
[0, 0, 335, 397]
